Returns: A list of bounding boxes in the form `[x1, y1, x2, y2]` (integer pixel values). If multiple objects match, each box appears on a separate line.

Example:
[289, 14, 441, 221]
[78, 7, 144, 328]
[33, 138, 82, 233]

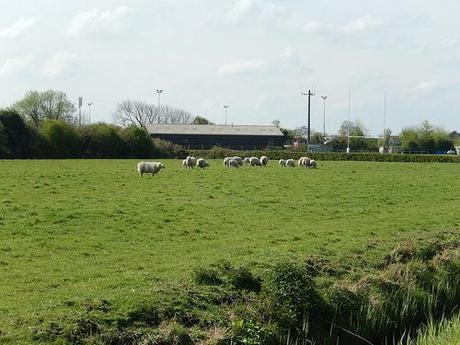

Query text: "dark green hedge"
[188, 148, 460, 163]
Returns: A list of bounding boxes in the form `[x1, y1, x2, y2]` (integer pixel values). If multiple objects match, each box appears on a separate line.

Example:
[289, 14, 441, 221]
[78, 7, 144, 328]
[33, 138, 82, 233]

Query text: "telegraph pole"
[301, 89, 315, 145]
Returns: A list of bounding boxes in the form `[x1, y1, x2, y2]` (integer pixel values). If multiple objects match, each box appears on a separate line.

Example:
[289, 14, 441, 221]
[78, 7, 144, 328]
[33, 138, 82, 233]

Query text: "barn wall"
[150, 134, 285, 150]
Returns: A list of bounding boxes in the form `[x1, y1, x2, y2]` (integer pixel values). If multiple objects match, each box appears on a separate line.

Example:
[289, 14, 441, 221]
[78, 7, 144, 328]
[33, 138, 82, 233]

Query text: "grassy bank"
[0, 160, 459, 344]
[403, 314, 460, 345]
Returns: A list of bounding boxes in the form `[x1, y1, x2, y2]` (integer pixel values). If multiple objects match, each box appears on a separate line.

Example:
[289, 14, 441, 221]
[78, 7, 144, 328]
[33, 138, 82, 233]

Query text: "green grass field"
[0, 159, 459, 344]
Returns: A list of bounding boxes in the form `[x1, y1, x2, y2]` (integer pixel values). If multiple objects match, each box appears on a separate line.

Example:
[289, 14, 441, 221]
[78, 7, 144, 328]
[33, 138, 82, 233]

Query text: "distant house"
[145, 124, 285, 150]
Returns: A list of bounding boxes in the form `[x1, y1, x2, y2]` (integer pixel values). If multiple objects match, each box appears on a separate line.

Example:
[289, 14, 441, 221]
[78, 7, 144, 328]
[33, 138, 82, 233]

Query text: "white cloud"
[42, 52, 79, 79]
[0, 57, 31, 77]
[279, 45, 310, 73]
[428, 36, 460, 51]
[303, 15, 382, 36]
[302, 21, 327, 34]
[67, 6, 129, 36]
[0, 18, 39, 39]
[338, 15, 382, 34]
[228, 0, 285, 21]
[218, 59, 265, 76]
[405, 81, 438, 95]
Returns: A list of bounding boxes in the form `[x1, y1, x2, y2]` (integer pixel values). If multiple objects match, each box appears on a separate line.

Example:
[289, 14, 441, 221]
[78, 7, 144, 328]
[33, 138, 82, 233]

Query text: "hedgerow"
[189, 147, 460, 163]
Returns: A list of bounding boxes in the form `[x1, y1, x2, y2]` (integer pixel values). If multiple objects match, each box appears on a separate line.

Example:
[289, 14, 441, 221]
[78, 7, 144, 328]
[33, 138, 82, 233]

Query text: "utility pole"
[301, 89, 315, 145]
[156, 89, 164, 124]
[224, 105, 230, 125]
[321, 95, 327, 139]
[87, 103, 93, 125]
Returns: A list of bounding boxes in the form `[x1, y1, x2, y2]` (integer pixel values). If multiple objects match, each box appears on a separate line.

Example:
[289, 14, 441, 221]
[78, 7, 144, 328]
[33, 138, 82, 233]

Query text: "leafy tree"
[192, 116, 213, 125]
[338, 120, 366, 137]
[121, 125, 154, 157]
[41, 120, 80, 157]
[400, 128, 420, 153]
[417, 121, 435, 152]
[0, 122, 8, 156]
[332, 120, 374, 151]
[0, 109, 32, 158]
[400, 121, 454, 153]
[79, 123, 126, 158]
[13, 90, 76, 126]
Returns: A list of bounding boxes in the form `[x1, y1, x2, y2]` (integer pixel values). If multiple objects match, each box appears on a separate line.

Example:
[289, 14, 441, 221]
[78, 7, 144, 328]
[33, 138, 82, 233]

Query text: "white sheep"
[286, 159, 295, 167]
[182, 159, 187, 168]
[232, 156, 243, 166]
[250, 157, 262, 166]
[243, 157, 251, 165]
[196, 158, 210, 169]
[223, 157, 233, 167]
[260, 156, 269, 166]
[308, 159, 317, 169]
[184, 156, 197, 169]
[137, 162, 165, 177]
[228, 159, 240, 168]
[298, 157, 311, 168]
[279, 159, 287, 167]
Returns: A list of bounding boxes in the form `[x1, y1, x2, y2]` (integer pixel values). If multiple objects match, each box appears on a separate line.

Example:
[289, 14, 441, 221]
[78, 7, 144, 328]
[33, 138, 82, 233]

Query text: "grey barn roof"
[145, 124, 284, 137]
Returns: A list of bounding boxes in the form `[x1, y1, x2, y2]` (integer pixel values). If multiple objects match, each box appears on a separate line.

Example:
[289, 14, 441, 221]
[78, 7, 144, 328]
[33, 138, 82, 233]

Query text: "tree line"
[0, 108, 188, 159]
[278, 119, 456, 153]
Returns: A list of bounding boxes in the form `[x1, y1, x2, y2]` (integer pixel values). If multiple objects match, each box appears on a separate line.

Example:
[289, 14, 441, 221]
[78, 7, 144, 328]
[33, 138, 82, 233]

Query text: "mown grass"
[0, 159, 459, 344]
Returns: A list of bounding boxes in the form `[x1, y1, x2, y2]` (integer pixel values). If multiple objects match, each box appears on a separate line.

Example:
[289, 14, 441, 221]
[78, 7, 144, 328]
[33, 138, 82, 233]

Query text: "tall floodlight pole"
[87, 103, 93, 125]
[224, 105, 230, 125]
[156, 89, 164, 124]
[301, 89, 315, 146]
[78, 97, 83, 126]
[321, 96, 327, 138]
[347, 90, 351, 154]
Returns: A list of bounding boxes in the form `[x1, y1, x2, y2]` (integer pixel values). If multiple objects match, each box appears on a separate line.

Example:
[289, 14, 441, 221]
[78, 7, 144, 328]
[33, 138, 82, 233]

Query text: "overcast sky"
[1, 0, 459, 135]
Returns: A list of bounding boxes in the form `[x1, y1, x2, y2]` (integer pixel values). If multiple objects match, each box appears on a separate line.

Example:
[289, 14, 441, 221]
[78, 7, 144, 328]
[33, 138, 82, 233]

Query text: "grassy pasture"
[0, 159, 459, 343]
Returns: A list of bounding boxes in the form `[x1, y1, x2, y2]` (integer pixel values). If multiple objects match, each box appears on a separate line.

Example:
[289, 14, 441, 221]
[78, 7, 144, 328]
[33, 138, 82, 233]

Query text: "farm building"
[145, 124, 285, 150]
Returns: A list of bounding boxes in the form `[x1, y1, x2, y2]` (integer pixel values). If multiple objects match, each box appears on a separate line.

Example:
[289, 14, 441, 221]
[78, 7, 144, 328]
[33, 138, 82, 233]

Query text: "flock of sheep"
[136, 155, 317, 177]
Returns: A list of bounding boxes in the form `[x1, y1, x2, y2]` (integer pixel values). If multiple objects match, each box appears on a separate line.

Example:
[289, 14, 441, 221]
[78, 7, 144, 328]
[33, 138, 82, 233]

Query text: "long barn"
[145, 124, 285, 150]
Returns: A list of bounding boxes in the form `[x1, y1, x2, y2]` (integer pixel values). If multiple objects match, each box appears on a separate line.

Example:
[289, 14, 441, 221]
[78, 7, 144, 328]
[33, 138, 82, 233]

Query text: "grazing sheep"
[184, 156, 197, 169]
[260, 156, 269, 166]
[223, 157, 233, 167]
[182, 159, 187, 168]
[308, 159, 317, 169]
[286, 159, 295, 167]
[250, 157, 262, 166]
[232, 156, 243, 166]
[279, 159, 287, 167]
[228, 159, 240, 168]
[243, 157, 251, 165]
[137, 162, 165, 177]
[196, 158, 210, 169]
[298, 157, 311, 168]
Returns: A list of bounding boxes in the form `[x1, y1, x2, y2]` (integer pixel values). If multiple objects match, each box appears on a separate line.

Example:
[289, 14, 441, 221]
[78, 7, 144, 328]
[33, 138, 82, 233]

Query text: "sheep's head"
[159, 163, 165, 169]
